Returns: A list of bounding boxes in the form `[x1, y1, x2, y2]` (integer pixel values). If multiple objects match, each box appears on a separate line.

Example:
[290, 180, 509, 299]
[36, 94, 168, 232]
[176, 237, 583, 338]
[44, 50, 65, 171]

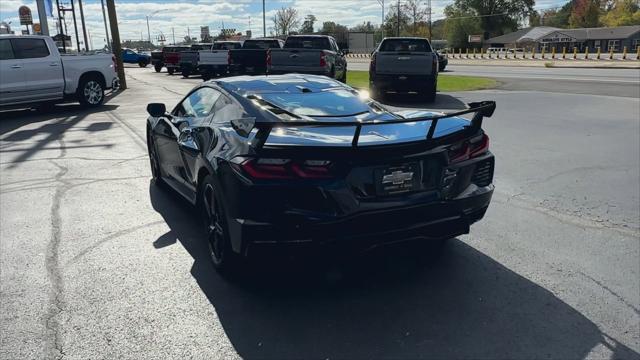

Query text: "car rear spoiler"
[231, 100, 496, 149]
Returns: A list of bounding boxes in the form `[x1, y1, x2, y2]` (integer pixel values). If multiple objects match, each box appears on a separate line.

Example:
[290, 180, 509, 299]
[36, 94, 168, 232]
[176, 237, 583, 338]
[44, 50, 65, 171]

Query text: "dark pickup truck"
[369, 37, 439, 102]
[229, 38, 284, 75]
[163, 46, 190, 75]
[269, 35, 347, 82]
[151, 50, 164, 72]
[179, 43, 213, 78]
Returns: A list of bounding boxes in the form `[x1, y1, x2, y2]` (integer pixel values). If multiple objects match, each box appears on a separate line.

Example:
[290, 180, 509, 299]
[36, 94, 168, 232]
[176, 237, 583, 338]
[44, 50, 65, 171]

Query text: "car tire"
[201, 73, 211, 81]
[424, 81, 437, 103]
[370, 82, 383, 101]
[182, 67, 191, 78]
[147, 135, 166, 189]
[139, 60, 148, 68]
[77, 76, 105, 107]
[167, 68, 175, 75]
[154, 65, 162, 73]
[199, 175, 241, 275]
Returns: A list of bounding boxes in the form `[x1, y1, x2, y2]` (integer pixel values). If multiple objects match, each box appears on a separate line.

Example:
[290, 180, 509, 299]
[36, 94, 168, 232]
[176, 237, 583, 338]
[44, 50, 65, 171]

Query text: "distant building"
[486, 25, 640, 52]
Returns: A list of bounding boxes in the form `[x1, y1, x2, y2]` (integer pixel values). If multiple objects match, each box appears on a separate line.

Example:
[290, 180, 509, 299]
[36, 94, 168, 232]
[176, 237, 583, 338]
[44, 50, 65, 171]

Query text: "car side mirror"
[147, 103, 166, 117]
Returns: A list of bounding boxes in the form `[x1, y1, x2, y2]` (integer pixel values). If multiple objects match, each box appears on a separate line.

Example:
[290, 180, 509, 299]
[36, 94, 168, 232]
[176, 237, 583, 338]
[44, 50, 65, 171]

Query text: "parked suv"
[369, 37, 439, 102]
[121, 48, 150, 67]
[0, 35, 119, 108]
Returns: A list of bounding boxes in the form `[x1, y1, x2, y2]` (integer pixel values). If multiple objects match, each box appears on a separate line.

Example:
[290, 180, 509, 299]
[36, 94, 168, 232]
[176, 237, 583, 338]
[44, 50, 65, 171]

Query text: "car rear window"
[213, 42, 242, 50]
[284, 37, 331, 50]
[243, 40, 280, 49]
[380, 39, 432, 52]
[261, 89, 370, 117]
[12, 38, 50, 58]
[191, 44, 212, 51]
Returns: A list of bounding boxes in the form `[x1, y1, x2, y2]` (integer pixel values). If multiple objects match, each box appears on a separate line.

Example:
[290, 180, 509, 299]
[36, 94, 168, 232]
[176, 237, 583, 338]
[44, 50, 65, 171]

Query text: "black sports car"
[146, 74, 495, 274]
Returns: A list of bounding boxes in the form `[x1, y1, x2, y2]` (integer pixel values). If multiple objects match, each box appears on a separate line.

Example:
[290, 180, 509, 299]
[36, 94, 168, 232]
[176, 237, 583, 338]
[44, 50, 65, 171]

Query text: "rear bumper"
[229, 184, 493, 256]
[371, 73, 436, 92]
[230, 64, 268, 75]
[269, 66, 330, 76]
[197, 64, 229, 73]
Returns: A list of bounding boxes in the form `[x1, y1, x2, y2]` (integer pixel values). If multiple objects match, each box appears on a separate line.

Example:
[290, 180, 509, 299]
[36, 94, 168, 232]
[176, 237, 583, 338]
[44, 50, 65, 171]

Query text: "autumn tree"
[569, 0, 602, 27]
[600, 0, 640, 25]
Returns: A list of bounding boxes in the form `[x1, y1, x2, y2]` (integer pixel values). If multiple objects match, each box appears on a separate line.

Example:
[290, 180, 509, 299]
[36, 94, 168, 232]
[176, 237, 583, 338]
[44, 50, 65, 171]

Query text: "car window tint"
[261, 89, 370, 117]
[175, 87, 221, 118]
[243, 40, 280, 49]
[12, 38, 50, 58]
[380, 39, 432, 52]
[284, 37, 331, 50]
[0, 39, 15, 60]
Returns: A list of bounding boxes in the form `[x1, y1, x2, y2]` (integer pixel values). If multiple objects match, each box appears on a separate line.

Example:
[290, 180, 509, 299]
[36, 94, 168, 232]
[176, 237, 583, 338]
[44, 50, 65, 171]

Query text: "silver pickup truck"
[0, 35, 119, 108]
[268, 35, 347, 82]
[369, 37, 439, 102]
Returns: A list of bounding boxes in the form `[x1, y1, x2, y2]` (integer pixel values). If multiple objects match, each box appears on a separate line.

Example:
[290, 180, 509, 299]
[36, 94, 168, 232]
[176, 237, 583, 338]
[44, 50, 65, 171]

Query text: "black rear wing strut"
[231, 100, 496, 149]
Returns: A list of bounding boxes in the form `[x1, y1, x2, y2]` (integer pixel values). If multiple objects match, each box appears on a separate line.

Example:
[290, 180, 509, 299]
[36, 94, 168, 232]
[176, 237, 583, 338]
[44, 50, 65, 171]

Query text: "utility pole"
[172, 27, 175, 45]
[106, 0, 126, 89]
[427, 0, 432, 41]
[397, 0, 400, 36]
[376, 0, 385, 39]
[56, 0, 66, 52]
[100, 0, 111, 51]
[262, 0, 266, 37]
[78, 0, 89, 51]
[36, 0, 50, 35]
[70, 0, 81, 51]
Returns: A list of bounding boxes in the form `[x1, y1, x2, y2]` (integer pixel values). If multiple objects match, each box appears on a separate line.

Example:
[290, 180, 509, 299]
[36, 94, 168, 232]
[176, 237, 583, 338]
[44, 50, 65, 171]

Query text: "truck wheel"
[138, 60, 148, 68]
[423, 81, 437, 103]
[154, 65, 162, 73]
[77, 76, 105, 107]
[202, 73, 211, 81]
[339, 69, 347, 83]
[167, 68, 175, 75]
[182, 67, 191, 78]
[370, 82, 383, 101]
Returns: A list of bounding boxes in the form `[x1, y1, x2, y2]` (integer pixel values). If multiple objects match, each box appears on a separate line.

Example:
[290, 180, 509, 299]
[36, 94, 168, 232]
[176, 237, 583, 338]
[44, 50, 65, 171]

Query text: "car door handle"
[49, 62, 59, 66]
[10, 64, 21, 69]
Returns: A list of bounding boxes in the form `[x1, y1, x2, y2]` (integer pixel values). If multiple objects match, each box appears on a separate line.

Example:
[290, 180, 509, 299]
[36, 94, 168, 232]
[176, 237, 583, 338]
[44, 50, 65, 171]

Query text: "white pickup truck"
[0, 35, 119, 108]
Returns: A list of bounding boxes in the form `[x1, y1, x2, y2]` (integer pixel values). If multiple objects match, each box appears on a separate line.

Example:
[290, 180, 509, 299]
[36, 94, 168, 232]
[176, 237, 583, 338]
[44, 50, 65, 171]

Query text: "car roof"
[212, 74, 346, 96]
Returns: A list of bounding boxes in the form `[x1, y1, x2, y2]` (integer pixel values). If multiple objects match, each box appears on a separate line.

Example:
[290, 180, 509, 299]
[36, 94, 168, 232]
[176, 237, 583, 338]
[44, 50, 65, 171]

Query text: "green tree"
[529, 10, 542, 26]
[382, 5, 410, 36]
[444, 6, 482, 49]
[444, 0, 534, 38]
[300, 14, 316, 34]
[569, 0, 602, 27]
[600, 0, 640, 26]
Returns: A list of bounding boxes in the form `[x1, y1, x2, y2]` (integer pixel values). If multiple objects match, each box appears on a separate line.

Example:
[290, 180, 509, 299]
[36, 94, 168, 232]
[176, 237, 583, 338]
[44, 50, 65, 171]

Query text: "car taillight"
[320, 52, 326, 67]
[232, 158, 333, 180]
[432, 55, 438, 73]
[449, 134, 490, 163]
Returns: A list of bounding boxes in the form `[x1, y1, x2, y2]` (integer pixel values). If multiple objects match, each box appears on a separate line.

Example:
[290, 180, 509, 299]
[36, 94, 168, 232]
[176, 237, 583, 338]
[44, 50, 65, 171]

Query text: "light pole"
[262, 0, 266, 38]
[376, 0, 385, 39]
[100, 0, 111, 51]
[146, 9, 167, 46]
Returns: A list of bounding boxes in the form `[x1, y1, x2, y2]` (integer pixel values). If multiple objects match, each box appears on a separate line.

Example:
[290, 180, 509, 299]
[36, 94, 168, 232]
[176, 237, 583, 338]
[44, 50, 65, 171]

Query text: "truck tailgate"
[376, 52, 433, 75]
[198, 50, 228, 65]
[271, 49, 323, 67]
[179, 51, 199, 66]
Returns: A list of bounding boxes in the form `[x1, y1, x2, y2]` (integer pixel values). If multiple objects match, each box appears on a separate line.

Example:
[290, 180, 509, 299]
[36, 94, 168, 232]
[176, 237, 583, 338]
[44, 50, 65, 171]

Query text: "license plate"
[398, 75, 408, 80]
[375, 163, 420, 195]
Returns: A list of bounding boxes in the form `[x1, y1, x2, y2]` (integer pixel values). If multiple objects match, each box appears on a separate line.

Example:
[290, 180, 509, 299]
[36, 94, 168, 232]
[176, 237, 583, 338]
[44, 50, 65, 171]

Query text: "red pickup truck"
[162, 46, 190, 75]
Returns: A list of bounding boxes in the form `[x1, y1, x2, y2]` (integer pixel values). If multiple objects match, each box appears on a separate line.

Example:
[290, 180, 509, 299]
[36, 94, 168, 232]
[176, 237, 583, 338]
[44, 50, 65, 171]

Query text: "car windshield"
[261, 89, 370, 117]
[284, 37, 331, 50]
[380, 39, 432, 52]
[243, 40, 280, 49]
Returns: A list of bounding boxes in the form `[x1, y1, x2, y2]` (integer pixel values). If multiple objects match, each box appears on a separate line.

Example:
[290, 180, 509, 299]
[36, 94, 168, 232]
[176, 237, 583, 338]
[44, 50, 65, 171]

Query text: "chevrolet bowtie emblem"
[382, 170, 414, 185]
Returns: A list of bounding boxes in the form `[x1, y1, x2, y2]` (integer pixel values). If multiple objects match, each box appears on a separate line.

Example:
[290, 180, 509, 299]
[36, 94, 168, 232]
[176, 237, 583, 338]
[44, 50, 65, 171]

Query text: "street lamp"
[146, 9, 168, 45]
[376, 0, 385, 39]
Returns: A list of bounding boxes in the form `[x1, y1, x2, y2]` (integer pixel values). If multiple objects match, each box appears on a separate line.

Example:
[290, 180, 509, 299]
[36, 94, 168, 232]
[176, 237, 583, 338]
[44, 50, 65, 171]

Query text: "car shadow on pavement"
[0, 104, 119, 137]
[149, 183, 640, 360]
[381, 93, 467, 110]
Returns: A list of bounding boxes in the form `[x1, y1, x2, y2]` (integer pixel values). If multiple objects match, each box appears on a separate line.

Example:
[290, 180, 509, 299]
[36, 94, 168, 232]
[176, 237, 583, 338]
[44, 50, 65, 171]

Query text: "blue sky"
[1, 0, 568, 48]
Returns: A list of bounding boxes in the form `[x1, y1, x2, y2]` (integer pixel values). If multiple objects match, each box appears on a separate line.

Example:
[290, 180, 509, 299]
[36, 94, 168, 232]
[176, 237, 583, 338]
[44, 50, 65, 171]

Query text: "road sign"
[19, 6, 33, 25]
[468, 34, 482, 43]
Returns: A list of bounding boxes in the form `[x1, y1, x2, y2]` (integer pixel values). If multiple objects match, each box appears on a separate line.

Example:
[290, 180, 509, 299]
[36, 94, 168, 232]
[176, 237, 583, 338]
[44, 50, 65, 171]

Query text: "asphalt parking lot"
[1, 65, 639, 359]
